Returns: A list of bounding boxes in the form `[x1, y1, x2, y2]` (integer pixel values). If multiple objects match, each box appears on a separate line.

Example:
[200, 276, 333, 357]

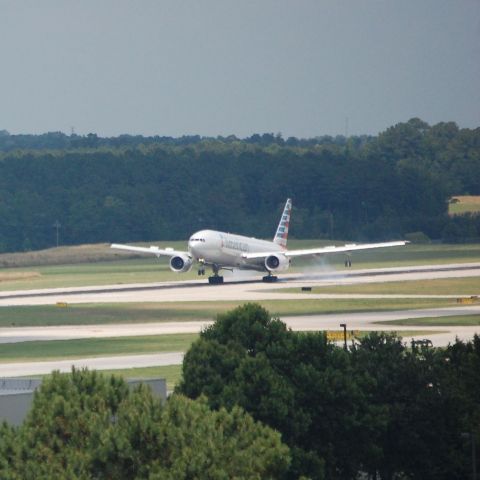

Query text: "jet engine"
[169, 254, 193, 273]
[265, 254, 289, 272]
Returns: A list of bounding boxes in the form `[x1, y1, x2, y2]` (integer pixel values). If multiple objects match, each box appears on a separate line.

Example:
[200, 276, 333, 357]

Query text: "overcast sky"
[0, 0, 479, 138]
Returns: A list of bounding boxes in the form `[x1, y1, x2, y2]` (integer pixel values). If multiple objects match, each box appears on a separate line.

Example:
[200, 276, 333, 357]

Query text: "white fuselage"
[188, 229, 283, 272]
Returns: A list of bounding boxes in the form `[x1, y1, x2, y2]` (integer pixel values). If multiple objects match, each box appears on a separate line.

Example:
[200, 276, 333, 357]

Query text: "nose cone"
[188, 230, 209, 258]
[188, 230, 220, 259]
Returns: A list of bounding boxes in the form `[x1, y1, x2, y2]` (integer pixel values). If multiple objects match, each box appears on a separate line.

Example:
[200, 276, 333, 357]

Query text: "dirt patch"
[0, 243, 116, 268]
[0, 271, 42, 282]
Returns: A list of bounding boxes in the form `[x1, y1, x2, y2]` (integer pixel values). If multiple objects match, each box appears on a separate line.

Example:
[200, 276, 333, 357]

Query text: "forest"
[178, 303, 480, 480]
[0, 118, 479, 253]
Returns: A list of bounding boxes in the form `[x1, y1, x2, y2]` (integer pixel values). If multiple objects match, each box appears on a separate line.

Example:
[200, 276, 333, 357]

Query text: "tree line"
[0, 118, 478, 253]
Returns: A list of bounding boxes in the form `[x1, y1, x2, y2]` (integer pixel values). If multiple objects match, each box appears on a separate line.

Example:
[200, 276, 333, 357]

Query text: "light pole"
[53, 220, 61, 248]
[340, 323, 347, 351]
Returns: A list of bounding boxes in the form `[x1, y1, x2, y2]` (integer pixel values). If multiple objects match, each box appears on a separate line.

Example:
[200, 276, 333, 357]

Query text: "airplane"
[111, 198, 408, 284]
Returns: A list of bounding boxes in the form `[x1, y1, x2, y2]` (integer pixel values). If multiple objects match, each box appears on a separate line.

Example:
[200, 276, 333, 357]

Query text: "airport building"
[0, 377, 167, 426]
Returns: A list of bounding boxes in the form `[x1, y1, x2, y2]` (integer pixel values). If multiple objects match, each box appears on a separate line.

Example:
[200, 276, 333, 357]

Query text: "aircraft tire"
[208, 276, 224, 285]
[262, 275, 278, 283]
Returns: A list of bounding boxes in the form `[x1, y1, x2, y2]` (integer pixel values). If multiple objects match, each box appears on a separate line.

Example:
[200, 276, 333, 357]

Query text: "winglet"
[273, 198, 292, 248]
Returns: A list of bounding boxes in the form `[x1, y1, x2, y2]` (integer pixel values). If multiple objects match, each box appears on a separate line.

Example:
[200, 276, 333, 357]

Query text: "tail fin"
[273, 198, 292, 248]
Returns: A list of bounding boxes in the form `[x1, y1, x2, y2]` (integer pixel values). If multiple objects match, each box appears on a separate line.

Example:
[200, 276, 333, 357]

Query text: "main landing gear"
[208, 264, 224, 285]
[208, 275, 224, 284]
[262, 273, 278, 283]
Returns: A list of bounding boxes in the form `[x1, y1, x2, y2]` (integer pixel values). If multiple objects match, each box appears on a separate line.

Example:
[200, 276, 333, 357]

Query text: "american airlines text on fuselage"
[219, 233, 250, 253]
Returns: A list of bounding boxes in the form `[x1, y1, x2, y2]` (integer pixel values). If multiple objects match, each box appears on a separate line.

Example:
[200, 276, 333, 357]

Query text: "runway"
[0, 262, 478, 377]
[0, 262, 479, 306]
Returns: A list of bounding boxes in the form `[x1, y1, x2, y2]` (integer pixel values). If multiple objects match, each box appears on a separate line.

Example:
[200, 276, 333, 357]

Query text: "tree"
[352, 333, 472, 479]
[95, 392, 290, 479]
[0, 422, 17, 480]
[179, 304, 478, 479]
[1, 368, 290, 479]
[178, 304, 382, 479]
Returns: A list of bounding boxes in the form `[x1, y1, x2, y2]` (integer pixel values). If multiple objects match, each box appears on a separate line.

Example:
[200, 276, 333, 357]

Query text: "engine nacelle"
[265, 254, 289, 272]
[169, 254, 193, 273]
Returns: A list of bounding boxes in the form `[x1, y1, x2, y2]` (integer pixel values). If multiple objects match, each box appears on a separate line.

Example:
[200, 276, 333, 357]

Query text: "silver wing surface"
[242, 240, 408, 260]
[111, 243, 188, 258]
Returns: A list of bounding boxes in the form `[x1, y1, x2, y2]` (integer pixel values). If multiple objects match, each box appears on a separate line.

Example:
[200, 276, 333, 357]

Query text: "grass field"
[0, 258, 195, 291]
[448, 196, 480, 215]
[282, 276, 480, 296]
[380, 315, 480, 327]
[0, 298, 459, 328]
[0, 242, 480, 291]
[0, 333, 197, 362]
[3, 330, 446, 363]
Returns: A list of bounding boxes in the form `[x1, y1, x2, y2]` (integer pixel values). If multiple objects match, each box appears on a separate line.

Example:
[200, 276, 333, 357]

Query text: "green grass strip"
[0, 333, 198, 363]
[0, 298, 457, 328]
[379, 315, 480, 327]
[284, 276, 480, 296]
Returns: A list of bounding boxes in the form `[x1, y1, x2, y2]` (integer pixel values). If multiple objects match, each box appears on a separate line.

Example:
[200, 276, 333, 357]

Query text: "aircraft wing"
[242, 240, 408, 260]
[110, 243, 188, 258]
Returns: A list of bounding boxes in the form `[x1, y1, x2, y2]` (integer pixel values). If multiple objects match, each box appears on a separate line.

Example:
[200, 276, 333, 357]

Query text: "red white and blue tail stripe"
[273, 198, 292, 248]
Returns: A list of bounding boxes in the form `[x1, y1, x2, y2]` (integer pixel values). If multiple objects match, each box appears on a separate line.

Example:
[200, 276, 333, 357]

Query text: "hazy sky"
[0, 0, 479, 137]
